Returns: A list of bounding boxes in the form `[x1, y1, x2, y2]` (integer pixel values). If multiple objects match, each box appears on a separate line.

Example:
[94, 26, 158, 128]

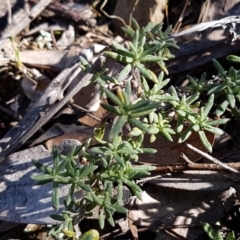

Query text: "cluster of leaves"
[101, 19, 228, 152]
[202, 222, 236, 240]
[187, 57, 240, 119]
[32, 19, 232, 239]
[32, 134, 155, 238]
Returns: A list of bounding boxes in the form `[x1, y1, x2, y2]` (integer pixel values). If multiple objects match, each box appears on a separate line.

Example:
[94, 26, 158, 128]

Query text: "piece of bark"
[0, 145, 74, 224]
[112, 0, 166, 34]
[163, 16, 240, 74]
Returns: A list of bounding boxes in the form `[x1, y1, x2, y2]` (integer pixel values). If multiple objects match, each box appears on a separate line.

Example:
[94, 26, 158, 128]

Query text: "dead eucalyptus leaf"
[139, 130, 215, 165]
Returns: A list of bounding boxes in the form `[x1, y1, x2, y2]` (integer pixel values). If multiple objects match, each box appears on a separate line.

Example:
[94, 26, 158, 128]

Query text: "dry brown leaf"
[139, 130, 215, 165]
[128, 210, 138, 240]
[75, 84, 108, 127]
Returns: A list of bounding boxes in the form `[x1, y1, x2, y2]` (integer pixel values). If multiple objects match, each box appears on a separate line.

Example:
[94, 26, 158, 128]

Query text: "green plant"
[202, 222, 236, 240]
[187, 58, 240, 119]
[32, 19, 231, 239]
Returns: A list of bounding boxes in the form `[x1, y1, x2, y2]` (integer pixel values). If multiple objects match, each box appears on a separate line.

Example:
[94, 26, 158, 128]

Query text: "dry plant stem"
[129, 0, 139, 26]
[153, 157, 240, 173]
[172, 0, 190, 32]
[100, 0, 126, 27]
[70, 102, 102, 122]
[6, 0, 12, 24]
[153, 162, 240, 173]
[136, 175, 162, 184]
[186, 143, 240, 175]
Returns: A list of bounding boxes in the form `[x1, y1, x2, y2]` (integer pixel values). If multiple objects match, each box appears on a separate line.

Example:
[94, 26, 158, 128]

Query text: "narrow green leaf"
[179, 127, 193, 143]
[207, 118, 229, 126]
[161, 129, 174, 142]
[130, 99, 153, 110]
[207, 84, 226, 95]
[215, 100, 229, 116]
[129, 118, 150, 133]
[203, 94, 214, 118]
[131, 18, 140, 30]
[118, 64, 132, 81]
[55, 158, 68, 174]
[101, 103, 121, 115]
[135, 62, 158, 83]
[228, 66, 237, 82]
[201, 222, 218, 239]
[141, 148, 157, 154]
[212, 59, 228, 82]
[50, 214, 65, 222]
[54, 175, 72, 184]
[129, 102, 160, 116]
[227, 93, 236, 108]
[133, 29, 139, 48]
[32, 160, 53, 174]
[139, 36, 146, 50]
[150, 22, 163, 34]
[105, 208, 115, 227]
[102, 88, 124, 107]
[52, 182, 59, 210]
[121, 90, 131, 107]
[140, 45, 161, 58]
[227, 55, 240, 63]
[31, 174, 54, 182]
[121, 26, 134, 38]
[111, 204, 127, 214]
[186, 92, 199, 105]
[78, 165, 98, 179]
[204, 125, 224, 135]
[52, 145, 59, 169]
[187, 75, 198, 86]
[109, 115, 128, 140]
[91, 192, 103, 205]
[65, 159, 75, 178]
[140, 55, 165, 62]
[198, 130, 212, 152]
[112, 42, 135, 58]
[114, 154, 125, 167]
[122, 180, 142, 199]
[98, 209, 105, 229]
[78, 182, 92, 192]
[117, 182, 123, 204]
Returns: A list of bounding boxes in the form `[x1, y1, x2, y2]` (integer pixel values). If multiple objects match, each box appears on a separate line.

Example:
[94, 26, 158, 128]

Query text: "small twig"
[99, 0, 126, 27]
[50, 29, 59, 50]
[70, 102, 102, 122]
[129, 0, 139, 25]
[186, 143, 240, 175]
[153, 161, 240, 173]
[173, 0, 190, 33]
[136, 175, 162, 185]
[6, 0, 12, 25]
[181, 153, 194, 164]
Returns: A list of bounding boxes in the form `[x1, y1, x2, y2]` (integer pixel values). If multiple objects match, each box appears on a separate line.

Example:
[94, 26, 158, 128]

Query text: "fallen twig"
[186, 143, 240, 175]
